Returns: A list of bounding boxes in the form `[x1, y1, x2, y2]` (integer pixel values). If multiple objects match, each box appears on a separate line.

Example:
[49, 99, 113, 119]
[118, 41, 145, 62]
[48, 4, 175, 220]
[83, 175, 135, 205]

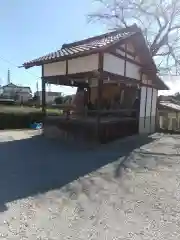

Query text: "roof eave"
[159, 104, 180, 112]
[22, 32, 139, 69]
[156, 76, 169, 90]
[22, 47, 105, 69]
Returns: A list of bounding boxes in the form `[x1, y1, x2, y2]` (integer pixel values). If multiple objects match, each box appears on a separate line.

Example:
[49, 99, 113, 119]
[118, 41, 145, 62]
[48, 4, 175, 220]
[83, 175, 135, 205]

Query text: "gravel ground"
[0, 130, 180, 239]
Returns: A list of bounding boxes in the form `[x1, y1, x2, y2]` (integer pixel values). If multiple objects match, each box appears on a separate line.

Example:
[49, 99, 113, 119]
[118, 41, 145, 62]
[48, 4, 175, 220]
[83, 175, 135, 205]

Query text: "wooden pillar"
[41, 65, 46, 116]
[176, 111, 178, 130]
[97, 52, 104, 140]
[88, 86, 91, 102]
[97, 52, 104, 107]
[97, 78, 103, 112]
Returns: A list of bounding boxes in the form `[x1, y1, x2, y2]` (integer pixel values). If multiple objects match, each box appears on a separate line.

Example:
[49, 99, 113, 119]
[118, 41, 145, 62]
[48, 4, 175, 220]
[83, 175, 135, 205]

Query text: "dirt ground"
[0, 130, 180, 239]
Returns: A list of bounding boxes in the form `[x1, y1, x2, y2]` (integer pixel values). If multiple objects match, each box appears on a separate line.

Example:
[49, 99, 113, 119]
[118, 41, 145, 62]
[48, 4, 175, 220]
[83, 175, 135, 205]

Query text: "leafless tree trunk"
[88, 0, 180, 74]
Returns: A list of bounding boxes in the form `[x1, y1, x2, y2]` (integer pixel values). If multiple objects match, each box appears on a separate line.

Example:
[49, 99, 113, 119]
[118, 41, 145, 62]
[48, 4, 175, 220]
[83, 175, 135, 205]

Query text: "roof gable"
[22, 24, 166, 89]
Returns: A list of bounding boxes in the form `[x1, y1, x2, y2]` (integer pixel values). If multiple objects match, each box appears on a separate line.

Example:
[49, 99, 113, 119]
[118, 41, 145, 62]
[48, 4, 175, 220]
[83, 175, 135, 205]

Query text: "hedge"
[0, 112, 44, 129]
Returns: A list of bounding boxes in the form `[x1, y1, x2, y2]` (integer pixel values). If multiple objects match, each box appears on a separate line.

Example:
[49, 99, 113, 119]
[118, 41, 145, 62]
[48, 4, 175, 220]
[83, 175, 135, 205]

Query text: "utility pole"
[47, 83, 51, 92]
[36, 80, 39, 93]
[7, 69, 10, 84]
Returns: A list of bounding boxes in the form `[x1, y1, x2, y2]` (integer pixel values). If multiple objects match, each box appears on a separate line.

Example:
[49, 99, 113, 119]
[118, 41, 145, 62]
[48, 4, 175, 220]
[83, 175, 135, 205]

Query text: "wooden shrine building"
[22, 24, 168, 143]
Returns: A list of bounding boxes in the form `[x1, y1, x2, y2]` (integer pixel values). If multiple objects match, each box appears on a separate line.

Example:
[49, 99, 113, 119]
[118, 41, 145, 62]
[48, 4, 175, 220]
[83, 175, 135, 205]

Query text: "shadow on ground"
[0, 133, 154, 212]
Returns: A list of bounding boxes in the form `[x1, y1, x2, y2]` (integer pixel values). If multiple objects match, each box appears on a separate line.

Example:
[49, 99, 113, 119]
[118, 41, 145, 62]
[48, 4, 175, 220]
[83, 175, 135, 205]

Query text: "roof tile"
[23, 30, 137, 68]
[160, 101, 180, 111]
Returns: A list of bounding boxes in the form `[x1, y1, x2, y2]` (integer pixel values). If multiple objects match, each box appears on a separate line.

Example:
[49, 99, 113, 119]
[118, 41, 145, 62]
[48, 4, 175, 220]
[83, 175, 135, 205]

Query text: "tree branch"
[89, 0, 180, 74]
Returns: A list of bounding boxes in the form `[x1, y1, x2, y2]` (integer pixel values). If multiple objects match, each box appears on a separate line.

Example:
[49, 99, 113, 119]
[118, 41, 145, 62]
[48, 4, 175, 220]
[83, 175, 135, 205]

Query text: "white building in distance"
[2, 83, 32, 102]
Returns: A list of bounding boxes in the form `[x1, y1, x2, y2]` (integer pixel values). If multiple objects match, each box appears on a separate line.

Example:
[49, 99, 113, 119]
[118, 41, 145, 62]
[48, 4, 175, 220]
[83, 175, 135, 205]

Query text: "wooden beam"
[144, 87, 148, 128]
[102, 71, 142, 87]
[44, 75, 89, 87]
[124, 43, 127, 77]
[150, 87, 153, 130]
[43, 70, 158, 90]
[109, 50, 143, 67]
[41, 65, 46, 116]
[117, 46, 136, 58]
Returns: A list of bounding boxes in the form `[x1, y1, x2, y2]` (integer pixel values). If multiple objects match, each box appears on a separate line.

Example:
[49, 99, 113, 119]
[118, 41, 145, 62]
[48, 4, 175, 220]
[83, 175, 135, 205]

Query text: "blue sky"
[0, 0, 177, 95]
[0, 0, 106, 94]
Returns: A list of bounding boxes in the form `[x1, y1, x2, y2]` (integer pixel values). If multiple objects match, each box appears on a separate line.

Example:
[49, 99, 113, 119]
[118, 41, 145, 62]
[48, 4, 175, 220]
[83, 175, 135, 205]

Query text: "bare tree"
[88, 0, 180, 74]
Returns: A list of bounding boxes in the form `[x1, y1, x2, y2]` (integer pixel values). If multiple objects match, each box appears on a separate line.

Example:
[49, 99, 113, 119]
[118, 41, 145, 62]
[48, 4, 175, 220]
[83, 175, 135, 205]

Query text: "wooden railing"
[47, 104, 138, 118]
[44, 107, 139, 143]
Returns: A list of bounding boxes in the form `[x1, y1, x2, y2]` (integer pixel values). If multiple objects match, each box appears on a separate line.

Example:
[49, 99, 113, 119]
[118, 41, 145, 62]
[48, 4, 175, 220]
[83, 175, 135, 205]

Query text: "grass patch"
[0, 105, 62, 115]
[0, 112, 43, 129]
[0, 105, 62, 129]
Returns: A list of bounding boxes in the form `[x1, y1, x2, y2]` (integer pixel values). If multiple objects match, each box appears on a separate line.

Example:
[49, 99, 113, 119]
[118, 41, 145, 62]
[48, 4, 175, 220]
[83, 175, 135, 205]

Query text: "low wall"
[43, 116, 138, 144]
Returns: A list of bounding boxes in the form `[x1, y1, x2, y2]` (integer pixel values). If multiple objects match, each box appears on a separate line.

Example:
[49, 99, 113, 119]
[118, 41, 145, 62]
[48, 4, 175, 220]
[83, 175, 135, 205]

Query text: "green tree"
[174, 92, 180, 101]
[63, 95, 72, 104]
[33, 94, 40, 102]
[54, 96, 64, 104]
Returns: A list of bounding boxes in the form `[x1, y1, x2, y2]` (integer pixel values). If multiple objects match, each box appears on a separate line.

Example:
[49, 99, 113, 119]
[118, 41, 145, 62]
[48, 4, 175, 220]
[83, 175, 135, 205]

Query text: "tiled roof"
[23, 25, 139, 68]
[3, 83, 31, 90]
[159, 101, 180, 111]
[2, 83, 17, 88]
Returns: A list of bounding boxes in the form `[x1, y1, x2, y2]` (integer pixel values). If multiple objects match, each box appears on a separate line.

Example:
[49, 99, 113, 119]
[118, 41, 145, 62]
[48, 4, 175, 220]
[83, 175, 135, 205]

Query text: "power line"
[0, 55, 40, 79]
[0, 54, 74, 91]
